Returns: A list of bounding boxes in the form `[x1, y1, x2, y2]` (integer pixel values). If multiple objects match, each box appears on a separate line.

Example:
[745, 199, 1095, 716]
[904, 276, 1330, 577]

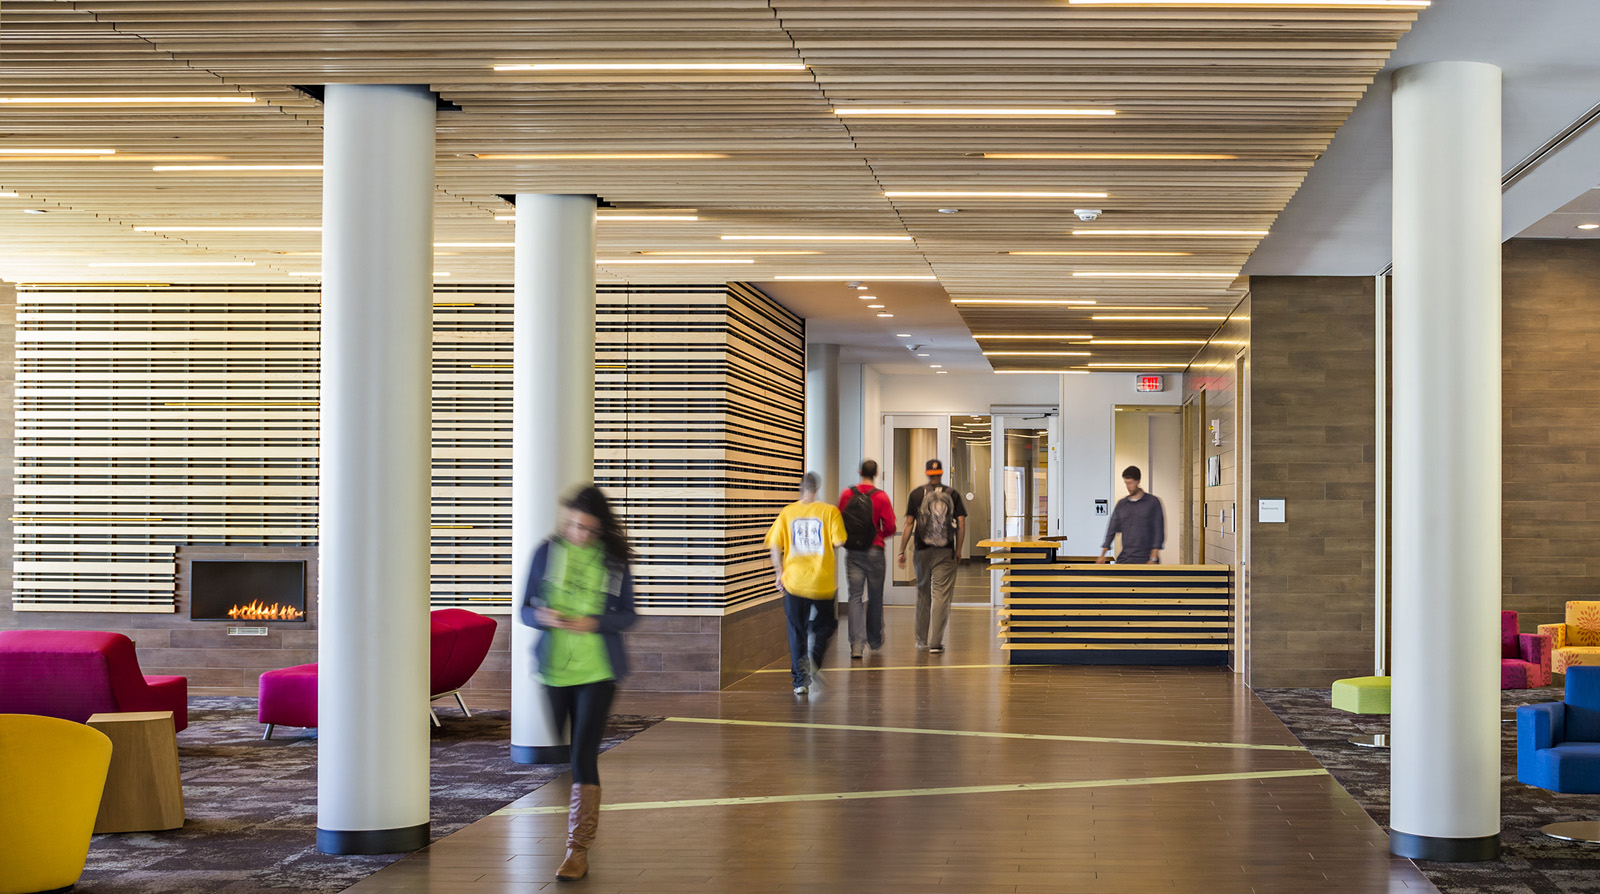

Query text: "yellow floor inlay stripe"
[494, 768, 1330, 816]
[663, 715, 1307, 752]
[753, 662, 1016, 673]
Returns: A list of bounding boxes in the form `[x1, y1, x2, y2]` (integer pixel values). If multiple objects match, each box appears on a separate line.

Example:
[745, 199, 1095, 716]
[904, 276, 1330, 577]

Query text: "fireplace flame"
[226, 599, 304, 621]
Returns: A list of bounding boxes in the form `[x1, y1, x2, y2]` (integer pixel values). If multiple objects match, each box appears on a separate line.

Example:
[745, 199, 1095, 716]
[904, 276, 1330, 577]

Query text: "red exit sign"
[1134, 374, 1165, 393]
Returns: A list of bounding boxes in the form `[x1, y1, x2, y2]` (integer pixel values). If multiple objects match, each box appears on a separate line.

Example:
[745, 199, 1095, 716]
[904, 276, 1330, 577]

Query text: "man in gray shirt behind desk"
[1095, 465, 1164, 565]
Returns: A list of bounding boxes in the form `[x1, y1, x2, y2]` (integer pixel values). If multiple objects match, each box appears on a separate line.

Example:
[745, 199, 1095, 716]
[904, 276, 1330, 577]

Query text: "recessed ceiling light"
[983, 351, 1092, 357]
[1070, 229, 1267, 237]
[495, 62, 807, 72]
[643, 250, 818, 255]
[1005, 251, 1193, 257]
[88, 261, 256, 268]
[995, 369, 1091, 375]
[21, 209, 48, 214]
[595, 214, 699, 221]
[1091, 315, 1226, 321]
[1090, 339, 1209, 345]
[896, 333, 911, 338]
[936, 370, 949, 375]
[887, 191, 1107, 199]
[856, 285, 871, 290]
[0, 192, 18, 198]
[597, 258, 754, 264]
[951, 299, 1096, 306]
[972, 334, 1094, 340]
[151, 164, 322, 172]
[721, 235, 912, 242]
[134, 225, 320, 232]
[868, 304, 885, 309]
[836, 108, 1115, 118]
[858, 295, 877, 300]
[0, 96, 256, 105]
[929, 364, 943, 368]
[981, 152, 1237, 160]
[916, 353, 930, 357]
[877, 312, 895, 318]
[293, 271, 452, 278]
[1086, 362, 1190, 368]
[1579, 224, 1600, 230]
[1072, 271, 1237, 278]
[0, 148, 115, 156]
[474, 153, 728, 160]
[776, 274, 936, 281]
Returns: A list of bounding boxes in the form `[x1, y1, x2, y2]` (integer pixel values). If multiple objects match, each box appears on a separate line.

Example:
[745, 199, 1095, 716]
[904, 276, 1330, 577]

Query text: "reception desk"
[979, 538, 1232, 666]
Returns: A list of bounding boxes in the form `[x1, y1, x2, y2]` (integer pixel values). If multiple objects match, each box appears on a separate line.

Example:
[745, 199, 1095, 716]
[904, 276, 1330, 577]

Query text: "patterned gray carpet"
[1257, 685, 1600, 894]
[74, 697, 660, 894]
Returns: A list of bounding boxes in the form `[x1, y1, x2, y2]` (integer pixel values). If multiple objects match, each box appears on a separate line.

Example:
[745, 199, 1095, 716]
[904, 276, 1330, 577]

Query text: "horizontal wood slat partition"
[983, 540, 1231, 666]
[11, 282, 802, 616]
[0, 1, 1421, 371]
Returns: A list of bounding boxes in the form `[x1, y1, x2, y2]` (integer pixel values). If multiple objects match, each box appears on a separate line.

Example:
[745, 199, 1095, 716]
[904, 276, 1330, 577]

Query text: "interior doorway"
[1110, 405, 1182, 562]
[881, 414, 949, 605]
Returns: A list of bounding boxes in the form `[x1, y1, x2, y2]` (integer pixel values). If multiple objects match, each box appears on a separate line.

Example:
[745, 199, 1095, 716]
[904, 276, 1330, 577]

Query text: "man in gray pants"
[898, 458, 968, 654]
[837, 460, 897, 659]
[1096, 465, 1164, 564]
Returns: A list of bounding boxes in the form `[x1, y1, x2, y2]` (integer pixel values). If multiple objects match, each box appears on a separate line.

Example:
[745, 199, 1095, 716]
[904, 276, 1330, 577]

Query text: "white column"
[1389, 60, 1502, 862]
[510, 194, 597, 763]
[317, 84, 435, 855]
[806, 343, 841, 497]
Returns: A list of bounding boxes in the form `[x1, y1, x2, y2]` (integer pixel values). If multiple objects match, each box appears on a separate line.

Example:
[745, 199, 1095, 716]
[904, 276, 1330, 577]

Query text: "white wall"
[840, 363, 866, 484]
[873, 371, 1060, 413]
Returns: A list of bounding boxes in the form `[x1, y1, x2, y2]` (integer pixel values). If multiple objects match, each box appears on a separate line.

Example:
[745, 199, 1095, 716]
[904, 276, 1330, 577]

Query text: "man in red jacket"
[837, 460, 897, 659]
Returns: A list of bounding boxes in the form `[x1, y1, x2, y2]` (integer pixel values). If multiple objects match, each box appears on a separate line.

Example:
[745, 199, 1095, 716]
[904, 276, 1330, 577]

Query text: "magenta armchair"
[0, 630, 188, 731]
[258, 608, 497, 739]
[1504, 610, 1554, 689]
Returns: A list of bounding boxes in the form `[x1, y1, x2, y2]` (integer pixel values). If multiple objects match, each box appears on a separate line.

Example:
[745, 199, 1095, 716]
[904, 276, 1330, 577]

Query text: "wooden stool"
[86, 710, 185, 833]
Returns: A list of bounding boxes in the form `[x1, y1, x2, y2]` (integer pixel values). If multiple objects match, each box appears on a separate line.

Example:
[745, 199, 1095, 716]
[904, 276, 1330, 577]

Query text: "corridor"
[347, 606, 1431, 893]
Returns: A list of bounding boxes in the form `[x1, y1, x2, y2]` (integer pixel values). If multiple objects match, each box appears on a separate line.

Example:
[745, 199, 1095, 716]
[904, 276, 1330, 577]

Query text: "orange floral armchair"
[1539, 601, 1600, 675]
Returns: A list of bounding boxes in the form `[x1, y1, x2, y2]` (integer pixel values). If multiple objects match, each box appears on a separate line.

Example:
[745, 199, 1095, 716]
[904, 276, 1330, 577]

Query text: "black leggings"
[545, 680, 617, 785]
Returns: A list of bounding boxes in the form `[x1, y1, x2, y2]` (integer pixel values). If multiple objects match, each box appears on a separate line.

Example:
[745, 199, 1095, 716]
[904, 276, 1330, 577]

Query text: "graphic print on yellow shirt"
[765, 500, 847, 599]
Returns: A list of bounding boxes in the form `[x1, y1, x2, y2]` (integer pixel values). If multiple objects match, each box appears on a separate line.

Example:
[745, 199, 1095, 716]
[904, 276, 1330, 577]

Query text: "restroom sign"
[1134, 374, 1164, 393]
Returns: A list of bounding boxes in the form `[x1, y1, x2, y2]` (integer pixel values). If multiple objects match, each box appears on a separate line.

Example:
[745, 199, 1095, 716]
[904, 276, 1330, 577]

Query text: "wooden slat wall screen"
[11, 282, 803, 615]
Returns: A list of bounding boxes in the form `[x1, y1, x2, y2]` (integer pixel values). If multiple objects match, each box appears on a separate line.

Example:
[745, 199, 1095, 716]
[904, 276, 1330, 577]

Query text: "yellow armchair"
[1539, 601, 1600, 674]
[0, 714, 113, 894]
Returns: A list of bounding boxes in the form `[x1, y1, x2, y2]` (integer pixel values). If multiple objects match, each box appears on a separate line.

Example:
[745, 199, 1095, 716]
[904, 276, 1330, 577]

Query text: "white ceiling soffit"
[1244, 0, 1600, 277]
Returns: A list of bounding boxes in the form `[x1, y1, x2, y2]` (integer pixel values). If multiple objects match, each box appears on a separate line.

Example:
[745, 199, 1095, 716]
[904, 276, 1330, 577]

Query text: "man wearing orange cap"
[897, 458, 967, 654]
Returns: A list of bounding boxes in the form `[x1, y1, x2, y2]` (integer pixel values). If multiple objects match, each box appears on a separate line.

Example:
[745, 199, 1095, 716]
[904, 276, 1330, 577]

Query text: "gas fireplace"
[190, 560, 307, 622]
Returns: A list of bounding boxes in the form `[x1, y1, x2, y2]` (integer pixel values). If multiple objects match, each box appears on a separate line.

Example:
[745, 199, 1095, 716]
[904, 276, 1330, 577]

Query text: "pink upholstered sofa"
[257, 608, 496, 739]
[1503, 610, 1554, 690]
[0, 630, 189, 731]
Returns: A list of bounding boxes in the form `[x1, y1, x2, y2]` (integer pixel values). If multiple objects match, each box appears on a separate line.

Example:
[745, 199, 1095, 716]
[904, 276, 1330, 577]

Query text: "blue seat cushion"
[1526, 742, 1600, 794]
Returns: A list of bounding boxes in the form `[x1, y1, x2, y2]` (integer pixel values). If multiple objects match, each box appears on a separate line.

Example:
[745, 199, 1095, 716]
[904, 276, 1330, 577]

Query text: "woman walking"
[520, 485, 638, 882]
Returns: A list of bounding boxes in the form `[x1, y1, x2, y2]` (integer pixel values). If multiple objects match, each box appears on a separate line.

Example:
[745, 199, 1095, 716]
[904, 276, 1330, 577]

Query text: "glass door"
[881, 414, 950, 605]
[990, 413, 1057, 605]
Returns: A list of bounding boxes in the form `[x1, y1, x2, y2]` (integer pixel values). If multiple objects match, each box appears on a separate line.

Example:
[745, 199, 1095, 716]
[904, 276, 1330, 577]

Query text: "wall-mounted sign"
[1095, 499, 1108, 516]
[1134, 374, 1164, 393]
[1259, 499, 1286, 523]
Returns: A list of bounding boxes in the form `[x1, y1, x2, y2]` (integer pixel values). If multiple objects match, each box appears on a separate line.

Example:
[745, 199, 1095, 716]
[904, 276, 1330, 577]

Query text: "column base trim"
[317, 822, 430, 855]
[1390, 830, 1500, 862]
[511, 743, 569, 764]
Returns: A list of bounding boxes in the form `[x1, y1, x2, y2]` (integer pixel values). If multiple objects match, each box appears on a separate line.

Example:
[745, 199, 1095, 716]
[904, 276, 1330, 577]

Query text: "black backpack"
[841, 486, 877, 550]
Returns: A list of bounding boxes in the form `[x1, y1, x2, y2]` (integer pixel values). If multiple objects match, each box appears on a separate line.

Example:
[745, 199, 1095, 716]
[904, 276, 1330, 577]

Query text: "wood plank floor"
[345, 605, 1434, 893]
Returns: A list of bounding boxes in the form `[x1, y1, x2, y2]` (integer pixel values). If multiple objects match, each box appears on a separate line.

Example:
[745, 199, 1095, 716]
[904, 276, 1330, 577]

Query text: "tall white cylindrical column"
[1389, 60, 1502, 862]
[510, 193, 597, 763]
[317, 83, 435, 855]
[806, 343, 841, 497]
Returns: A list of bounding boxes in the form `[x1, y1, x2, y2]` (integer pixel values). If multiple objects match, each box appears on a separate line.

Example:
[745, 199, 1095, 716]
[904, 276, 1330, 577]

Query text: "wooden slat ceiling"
[0, 1, 1422, 371]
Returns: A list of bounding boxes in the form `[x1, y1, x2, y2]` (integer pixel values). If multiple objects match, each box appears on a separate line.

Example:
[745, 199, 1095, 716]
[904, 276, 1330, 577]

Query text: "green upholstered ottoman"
[1332, 676, 1391, 714]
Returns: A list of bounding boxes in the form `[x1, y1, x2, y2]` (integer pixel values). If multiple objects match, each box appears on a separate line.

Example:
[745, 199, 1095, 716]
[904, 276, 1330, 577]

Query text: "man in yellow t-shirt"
[766, 471, 848, 696]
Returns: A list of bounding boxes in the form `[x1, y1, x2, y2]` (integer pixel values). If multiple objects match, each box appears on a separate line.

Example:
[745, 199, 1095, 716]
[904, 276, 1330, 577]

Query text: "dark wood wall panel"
[1243, 277, 1376, 689]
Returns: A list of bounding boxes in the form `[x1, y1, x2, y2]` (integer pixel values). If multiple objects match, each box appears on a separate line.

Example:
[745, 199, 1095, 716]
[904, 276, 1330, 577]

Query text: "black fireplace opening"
[190, 560, 307, 622]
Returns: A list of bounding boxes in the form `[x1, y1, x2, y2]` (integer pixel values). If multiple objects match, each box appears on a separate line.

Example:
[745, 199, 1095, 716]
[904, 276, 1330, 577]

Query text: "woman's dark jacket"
[519, 537, 638, 680]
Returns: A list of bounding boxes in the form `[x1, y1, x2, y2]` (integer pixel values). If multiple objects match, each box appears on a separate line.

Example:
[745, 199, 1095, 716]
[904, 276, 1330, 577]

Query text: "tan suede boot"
[555, 783, 600, 881]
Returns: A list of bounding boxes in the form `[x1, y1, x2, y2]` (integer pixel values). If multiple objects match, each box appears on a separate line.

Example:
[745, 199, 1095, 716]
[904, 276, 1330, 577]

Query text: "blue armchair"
[1518, 665, 1600, 841]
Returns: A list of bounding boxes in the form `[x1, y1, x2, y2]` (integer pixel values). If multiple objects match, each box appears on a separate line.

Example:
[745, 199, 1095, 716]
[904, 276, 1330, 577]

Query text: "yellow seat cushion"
[1332, 676, 1391, 715]
[0, 713, 113, 894]
[1553, 647, 1600, 675]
